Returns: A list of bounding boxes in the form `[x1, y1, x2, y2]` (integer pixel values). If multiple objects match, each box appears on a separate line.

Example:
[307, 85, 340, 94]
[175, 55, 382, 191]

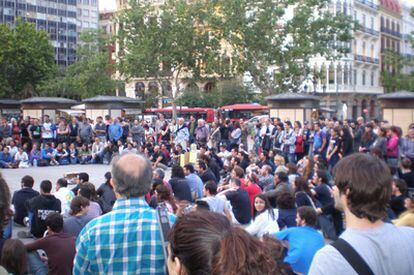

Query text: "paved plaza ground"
[2, 164, 112, 194]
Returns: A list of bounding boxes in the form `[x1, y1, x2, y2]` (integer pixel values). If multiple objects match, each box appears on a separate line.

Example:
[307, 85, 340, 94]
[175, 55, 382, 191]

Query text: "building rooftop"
[0, 99, 21, 105]
[82, 95, 143, 104]
[20, 97, 78, 104]
[266, 93, 320, 101]
[380, 0, 401, 14]
[378, 90, 414, 99]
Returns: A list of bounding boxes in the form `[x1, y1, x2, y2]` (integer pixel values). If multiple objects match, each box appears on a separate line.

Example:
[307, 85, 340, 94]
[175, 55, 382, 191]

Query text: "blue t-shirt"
[274, 226, 325, 275]
[313, 131, 326, 152]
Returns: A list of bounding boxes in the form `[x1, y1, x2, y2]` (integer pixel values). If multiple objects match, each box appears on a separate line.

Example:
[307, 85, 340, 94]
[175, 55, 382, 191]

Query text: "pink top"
[387, 134, 399, 158]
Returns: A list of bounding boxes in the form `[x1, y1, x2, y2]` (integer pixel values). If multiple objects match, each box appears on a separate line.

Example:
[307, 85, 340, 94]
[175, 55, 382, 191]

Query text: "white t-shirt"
[309, 223, 414, 275]
[245, 209, 279, 237]
[42, 122, 54, 139]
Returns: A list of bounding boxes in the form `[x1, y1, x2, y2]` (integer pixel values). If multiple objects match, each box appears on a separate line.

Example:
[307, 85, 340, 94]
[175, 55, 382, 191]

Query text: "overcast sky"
[99, 0, 116, 11]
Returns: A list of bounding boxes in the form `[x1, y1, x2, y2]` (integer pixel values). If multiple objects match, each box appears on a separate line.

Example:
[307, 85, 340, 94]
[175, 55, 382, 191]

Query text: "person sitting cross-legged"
[25, 212, 76, 275]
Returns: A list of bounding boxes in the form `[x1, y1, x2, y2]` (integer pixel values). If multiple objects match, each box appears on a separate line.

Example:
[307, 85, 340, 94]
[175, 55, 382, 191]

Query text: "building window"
[77, 8, 82, 16]
[354, 70, 357, 85]
[91, 0, 97, 6]
[362, 70, 366, 86]
[381, 16, 384, 28]
[354, 11, 357, 21]
[362, 14, 366, 27]
[392, 21, 395, 31]
[83, 0, 89, 4]
[83, 9, 89, 16]
[370, 17, 374, 30]
[329, 64, 335, 84]
[371, 44, 374, 58]
[371, 71, 374, 86]
[362, 42, 366, 56]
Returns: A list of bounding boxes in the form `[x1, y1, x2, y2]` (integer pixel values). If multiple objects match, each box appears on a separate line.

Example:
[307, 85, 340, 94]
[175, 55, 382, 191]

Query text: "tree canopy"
[38, 29, 118, 99]
[0, 20, 56, 99]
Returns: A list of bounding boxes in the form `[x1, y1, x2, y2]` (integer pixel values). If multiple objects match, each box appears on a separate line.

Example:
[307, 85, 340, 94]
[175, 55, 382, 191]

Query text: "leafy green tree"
[0, 20, 56, 98]
[177, 80, 259, 108]
[216, 0, 353, 95]
[117, 0, 225, 116]
[39, 29, 117, 99]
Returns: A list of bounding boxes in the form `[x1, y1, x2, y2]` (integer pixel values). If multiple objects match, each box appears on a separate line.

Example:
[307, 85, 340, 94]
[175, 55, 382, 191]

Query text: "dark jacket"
[28, 195, 61, 238]
[169, 177, 192, 202]
[12, 188, 39, 225]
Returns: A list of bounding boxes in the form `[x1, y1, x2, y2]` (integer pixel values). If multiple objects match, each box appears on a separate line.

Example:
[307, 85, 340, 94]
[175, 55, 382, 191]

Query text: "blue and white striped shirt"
[73, 198, 175, 275]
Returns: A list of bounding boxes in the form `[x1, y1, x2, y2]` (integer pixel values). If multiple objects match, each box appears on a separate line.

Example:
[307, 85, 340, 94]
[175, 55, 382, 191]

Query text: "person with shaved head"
[73, 153, 175, 274]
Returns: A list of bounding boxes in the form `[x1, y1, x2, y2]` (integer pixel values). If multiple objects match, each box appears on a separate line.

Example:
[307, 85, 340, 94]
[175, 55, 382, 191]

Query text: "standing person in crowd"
[359, 123, 376, 153]
[11, 119, 21, 144]
[209, 122, 221, 150]
[29, 118, 42, 146]
[195, 119, 209, 148]
[12, 176, 39, 226]
[108, 118, 123, 143]
[23, 180, 61, 239]
[246, 193, 279, 237]
[63, 196, 92, 237]
[401, 126, 414, 169]
[79, 118, 93, 145]
[130, 119, 145, 149]
[168, 211, 283, 274]
[68, 117, 79, 144]
[187, 115, 197, 145]
[261, 118, 274, 152]
[183, 164, 204, 201]
[175, 118, 189, 150]
[309, 153, 414, 275]
[41, 115, 54, 145]
[230, 121, 242, 149]
[73, 154, 175, 274]
[57, 119, 70, 144]
[274, 206, 325, 275]
[93, 116, 107, 143]
[371, 127, 387, 158]
[26, 213, 76, 275]
[386, 126, 400, 168]
[53, 178, 74, 217]
[326, 127, 341, 169]
[219, 178, 251, 225]
[353, 117, 365, 151]
[339, 126, 354, 157]
[97, 172, 116, 213]
[313, 123, 327, 157]
[0, 117, 11, 141]
[280, 121, 297, 164]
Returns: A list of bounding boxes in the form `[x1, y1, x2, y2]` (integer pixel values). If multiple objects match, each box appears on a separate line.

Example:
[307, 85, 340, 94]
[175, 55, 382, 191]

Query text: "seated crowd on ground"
[0, 113, 414, 275]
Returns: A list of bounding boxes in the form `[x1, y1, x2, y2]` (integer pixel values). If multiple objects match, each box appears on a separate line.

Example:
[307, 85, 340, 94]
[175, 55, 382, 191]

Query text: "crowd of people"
[0, 112, 414, 275]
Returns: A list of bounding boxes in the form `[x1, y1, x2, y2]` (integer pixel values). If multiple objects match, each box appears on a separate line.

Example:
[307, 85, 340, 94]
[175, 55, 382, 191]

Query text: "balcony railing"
[357, 25, 380, 36]
[355, 0, 379, 10]
[380, 27, 402, 38]
[354, 55, 379, 64]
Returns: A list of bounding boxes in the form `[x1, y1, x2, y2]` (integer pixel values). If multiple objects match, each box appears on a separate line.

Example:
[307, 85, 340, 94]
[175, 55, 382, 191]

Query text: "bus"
[220, 103, 269, 122]
[144, 107, 216, 123]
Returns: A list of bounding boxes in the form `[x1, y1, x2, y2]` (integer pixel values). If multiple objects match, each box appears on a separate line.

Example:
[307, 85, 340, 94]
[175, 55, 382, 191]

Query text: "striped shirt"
[73, 198, 175, 275]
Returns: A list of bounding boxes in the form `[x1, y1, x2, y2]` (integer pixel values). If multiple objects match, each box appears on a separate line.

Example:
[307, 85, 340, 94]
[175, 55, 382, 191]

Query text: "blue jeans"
[2, 219, 12, 239]
[27, 251, 48, 275]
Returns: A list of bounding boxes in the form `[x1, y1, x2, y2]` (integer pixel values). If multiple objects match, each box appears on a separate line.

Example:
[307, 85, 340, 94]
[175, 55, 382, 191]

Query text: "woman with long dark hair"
[0, 173, 12, 261]
[0, 239, 27, 275]
[155, 184, 178, 214]
[246, 193, 279, 237]
[168, 211, 284, 275]
[97, 172, 116, 213]
[359, 123, 376, 153]
[294, 177, 316, 208]
[339, 126, 354, 157]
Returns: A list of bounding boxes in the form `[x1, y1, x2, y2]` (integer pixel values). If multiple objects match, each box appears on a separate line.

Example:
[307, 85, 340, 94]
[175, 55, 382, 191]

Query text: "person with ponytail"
[168, 211, 284, 275]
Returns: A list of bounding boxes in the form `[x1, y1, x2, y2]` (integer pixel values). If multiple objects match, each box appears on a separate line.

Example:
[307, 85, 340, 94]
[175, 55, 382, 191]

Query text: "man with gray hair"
[175, 117, 189, 150]
[73, 154, 175, 274]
